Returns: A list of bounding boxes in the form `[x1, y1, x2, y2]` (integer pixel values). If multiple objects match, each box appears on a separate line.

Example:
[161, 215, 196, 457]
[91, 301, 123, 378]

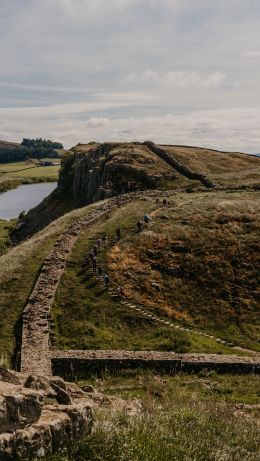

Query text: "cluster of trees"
[21, 138, 63, 150]
[0, 138, 64, 163]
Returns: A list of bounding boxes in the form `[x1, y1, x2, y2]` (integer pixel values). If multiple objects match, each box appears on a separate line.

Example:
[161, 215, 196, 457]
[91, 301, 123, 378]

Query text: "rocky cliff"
[12, 142, 178, 241]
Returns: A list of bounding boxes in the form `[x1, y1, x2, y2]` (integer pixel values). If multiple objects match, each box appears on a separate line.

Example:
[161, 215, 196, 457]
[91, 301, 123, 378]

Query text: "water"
[0, 182, 57, 219]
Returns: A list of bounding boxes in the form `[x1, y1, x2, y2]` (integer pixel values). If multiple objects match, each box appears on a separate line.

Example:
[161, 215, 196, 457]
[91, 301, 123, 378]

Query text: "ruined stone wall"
[51, 351, 260, 380]
[143, 141, 217, 188]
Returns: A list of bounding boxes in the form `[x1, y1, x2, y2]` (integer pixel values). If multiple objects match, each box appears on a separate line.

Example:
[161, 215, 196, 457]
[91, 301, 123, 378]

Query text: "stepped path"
[89, 221, 260, 357]
[20, 190, 170, 376]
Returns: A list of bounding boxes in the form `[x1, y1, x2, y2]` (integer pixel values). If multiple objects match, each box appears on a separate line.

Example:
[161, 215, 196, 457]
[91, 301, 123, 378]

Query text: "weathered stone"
[81, 385, 95, 394]
[0, 382, 43, 433]
[50, 384, 72, 405]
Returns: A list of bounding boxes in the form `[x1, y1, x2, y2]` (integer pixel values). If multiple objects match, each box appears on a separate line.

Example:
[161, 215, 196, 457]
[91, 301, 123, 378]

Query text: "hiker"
[89, 250, 94, 261]
[163, 198, 167, 206]
[116, 227, 121, 241]
[92, 256, 97, 273]
[117, 286, 126, 299]
[137, 220, 142, 232]
[156, 197, 160, 204]
[97, 266, 103, 277]
[104, 273, 110, 289]
[144, 214, 150, 224]
[102, 233, 108, 243]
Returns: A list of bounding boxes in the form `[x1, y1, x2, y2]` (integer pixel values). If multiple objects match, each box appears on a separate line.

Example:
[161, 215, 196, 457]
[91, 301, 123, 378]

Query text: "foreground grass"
[44, 372, 260, 461]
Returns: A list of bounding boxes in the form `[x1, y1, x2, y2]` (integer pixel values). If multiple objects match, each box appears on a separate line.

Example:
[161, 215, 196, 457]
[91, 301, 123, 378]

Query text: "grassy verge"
[44, 372, 260, 461]
[0, 219, 16, 256]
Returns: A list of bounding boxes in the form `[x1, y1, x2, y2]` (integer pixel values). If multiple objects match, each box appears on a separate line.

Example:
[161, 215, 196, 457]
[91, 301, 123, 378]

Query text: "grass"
[105, 190, 260, 350]
[0, 218, 16, 256]
[164, 145, 260, 187]
[1, 189, 259, 364]
[43, 372, 260, 461]
[53, 195, 243, 355]
[0, 199, 108, 365]
[0, 159, 59, 192]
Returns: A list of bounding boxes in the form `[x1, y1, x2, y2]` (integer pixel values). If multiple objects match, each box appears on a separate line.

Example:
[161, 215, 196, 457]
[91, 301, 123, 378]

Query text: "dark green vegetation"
[0, 138, 63, 163]
[44, 372, 260, 461]
[53, 190, 260, 352]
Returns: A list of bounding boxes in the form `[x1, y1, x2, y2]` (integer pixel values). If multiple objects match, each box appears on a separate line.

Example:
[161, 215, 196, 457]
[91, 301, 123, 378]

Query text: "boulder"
[0, 382, 43, 433]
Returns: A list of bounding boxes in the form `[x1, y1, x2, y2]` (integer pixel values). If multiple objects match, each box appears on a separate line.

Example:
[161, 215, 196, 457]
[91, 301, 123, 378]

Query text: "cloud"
[0, 0, 260, 153]
[124, 70, 227, 89]
[1, 104, 260, 153]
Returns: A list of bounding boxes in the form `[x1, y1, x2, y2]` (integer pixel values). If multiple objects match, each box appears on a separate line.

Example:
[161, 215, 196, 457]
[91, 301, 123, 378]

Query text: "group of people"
[87, 196, 168, 292]
[88, 234, 110, 289]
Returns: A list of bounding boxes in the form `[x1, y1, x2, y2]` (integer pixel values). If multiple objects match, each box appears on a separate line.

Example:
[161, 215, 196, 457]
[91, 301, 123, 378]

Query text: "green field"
[0, 159, 60, 192]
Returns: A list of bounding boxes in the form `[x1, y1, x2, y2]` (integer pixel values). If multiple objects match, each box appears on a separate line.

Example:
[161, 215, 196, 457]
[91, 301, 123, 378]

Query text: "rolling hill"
[0, 142, 259, 367]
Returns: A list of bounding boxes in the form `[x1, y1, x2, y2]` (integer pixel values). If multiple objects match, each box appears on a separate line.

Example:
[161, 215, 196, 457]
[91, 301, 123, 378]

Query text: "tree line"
[0, 138, 64, 163]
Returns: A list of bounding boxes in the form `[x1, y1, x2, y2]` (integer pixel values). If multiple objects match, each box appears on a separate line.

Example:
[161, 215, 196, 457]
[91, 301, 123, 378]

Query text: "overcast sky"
[0, 0, 260, 152]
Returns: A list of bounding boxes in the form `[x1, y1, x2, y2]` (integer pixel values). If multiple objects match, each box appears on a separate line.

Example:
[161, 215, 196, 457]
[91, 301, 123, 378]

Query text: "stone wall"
[51, 351, 260, 380]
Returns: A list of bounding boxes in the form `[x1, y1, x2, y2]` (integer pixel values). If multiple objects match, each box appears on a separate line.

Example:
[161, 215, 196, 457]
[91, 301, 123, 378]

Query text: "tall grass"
[44, 398, 259, 461]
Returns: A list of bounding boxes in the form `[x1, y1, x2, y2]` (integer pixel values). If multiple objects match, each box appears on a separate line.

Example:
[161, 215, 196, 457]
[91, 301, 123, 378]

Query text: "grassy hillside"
[52, 189, 259, 353]
[1, 142, 259, 365]
[0, 201, 103, 365]
[164, 145, 260, 187]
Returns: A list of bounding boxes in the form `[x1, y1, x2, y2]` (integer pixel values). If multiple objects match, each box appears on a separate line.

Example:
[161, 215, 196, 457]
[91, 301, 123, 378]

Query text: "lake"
[0, 182, 57, 220]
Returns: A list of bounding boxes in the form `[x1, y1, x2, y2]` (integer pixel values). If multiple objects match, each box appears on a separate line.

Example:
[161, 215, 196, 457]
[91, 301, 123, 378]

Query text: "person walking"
[144, 214, 150, 224]
[92, 255, 97, 273]
[116, 227, 121, 241]
[104, 272, 110, 290]
[163, 198, 167, 206]
[137, 220, 142, 232]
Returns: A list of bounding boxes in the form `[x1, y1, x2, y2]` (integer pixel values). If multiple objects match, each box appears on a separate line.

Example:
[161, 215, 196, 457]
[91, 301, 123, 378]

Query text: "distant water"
[0, 182, 57, 220]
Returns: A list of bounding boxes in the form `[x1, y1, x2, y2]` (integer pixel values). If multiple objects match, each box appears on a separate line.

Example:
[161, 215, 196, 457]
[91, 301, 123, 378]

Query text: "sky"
[0, 0, 260, 152]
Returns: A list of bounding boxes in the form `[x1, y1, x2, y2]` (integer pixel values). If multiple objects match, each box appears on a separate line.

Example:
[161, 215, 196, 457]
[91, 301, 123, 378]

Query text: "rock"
[23, 375, 55, 397]
[50, 384, 72, 405]
[151, 282, 162, 291]
[81, 385, 95, 393]
[0, 382, 43, 433]
[171, 244, 189, 253]
[0, 369, 21, 386]
[0, 376, 94, 460]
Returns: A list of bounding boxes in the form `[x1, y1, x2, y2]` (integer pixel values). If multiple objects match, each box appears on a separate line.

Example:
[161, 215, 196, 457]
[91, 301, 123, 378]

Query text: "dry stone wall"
[51, 350, 260, 379]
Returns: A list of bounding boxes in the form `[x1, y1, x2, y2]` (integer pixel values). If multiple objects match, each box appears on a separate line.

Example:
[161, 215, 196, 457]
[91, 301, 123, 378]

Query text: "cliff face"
[58, 142, 176, 205]
[12, 142, 177, 241]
